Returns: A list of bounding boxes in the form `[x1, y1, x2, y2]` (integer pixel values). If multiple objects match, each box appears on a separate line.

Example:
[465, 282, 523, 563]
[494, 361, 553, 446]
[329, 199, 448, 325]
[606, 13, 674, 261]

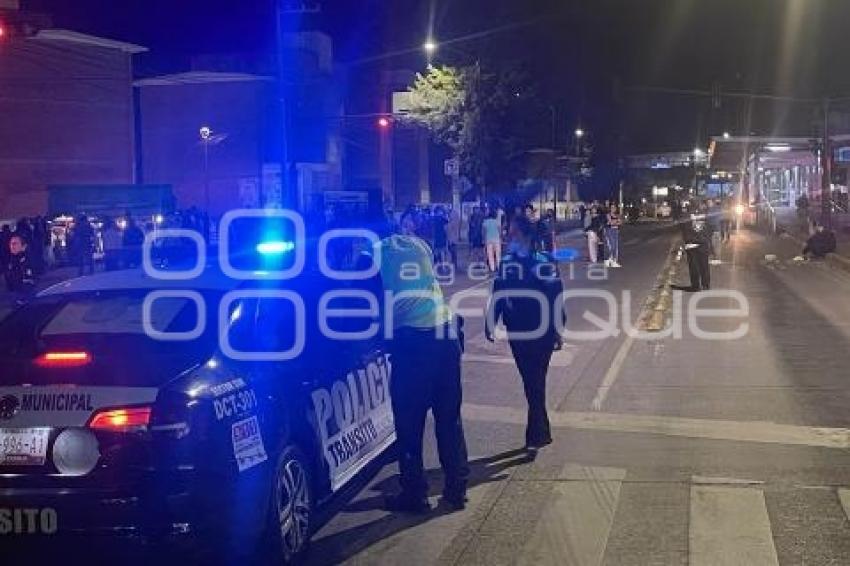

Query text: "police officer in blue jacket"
[485, 215, 566, 451]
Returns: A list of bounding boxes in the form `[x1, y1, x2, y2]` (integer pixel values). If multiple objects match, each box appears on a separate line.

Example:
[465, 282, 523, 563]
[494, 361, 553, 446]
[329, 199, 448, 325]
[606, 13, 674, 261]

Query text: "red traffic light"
[377, 117, 391, 128]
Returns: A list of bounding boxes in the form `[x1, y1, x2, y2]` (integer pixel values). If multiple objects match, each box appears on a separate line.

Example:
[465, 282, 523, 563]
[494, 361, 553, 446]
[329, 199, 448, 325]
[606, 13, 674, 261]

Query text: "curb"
[826, 252, 850, 273]
[638, 241, 681, 332]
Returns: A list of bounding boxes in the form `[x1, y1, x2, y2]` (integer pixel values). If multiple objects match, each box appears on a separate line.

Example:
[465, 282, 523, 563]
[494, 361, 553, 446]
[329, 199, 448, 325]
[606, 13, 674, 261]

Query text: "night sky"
[28, 0, 850, 155]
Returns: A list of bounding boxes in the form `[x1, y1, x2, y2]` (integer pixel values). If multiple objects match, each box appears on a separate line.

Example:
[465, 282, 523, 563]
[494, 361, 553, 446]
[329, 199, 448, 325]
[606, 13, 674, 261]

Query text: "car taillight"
[88, 406, 152, 432]
[35, 351, 92, 367]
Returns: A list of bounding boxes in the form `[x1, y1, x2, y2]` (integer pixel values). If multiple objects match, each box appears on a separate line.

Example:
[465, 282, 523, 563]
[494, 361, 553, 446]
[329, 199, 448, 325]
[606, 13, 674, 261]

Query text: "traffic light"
[377, 117, 391, 129]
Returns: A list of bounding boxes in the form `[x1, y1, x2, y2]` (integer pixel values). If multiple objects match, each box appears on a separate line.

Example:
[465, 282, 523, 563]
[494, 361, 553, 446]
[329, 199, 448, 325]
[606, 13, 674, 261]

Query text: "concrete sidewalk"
[769, 206, 850, 273]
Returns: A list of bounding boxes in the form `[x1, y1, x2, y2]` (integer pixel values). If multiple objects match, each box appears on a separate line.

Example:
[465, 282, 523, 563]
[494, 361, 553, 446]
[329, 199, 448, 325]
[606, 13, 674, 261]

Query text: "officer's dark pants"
[686, 248, 711, 290]
[78, 252, 94, 276]
[390, 327, 469, 499]
[509, 338, 553, 445]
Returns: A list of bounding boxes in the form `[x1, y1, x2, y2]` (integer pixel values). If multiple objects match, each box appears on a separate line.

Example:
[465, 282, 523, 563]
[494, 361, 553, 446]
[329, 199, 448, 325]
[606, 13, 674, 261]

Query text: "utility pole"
[275, 3, 292, 209]
[276, 1, 320, 210]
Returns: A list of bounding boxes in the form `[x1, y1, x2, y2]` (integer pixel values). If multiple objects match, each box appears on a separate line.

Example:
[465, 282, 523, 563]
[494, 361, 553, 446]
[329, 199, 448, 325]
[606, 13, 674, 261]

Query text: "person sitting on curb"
[802, 223, 837, 260]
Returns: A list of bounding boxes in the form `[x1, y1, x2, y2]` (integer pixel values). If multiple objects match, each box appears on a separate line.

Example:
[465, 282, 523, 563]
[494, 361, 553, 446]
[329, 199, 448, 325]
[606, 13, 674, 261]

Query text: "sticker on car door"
[310, 353, 394, 491]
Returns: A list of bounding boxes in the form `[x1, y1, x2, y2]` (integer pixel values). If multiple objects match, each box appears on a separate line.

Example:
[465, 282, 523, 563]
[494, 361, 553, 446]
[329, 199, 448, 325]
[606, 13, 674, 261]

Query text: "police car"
[0, 260, 394, 562]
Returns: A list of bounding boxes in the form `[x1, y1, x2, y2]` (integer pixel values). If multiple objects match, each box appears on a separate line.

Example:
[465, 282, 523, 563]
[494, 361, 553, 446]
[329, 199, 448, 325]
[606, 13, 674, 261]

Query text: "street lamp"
[574, 128, 585, 157]
[723, 131, 731, 140]
[423, 39, 438, 53]
[199, 126, 212, 218]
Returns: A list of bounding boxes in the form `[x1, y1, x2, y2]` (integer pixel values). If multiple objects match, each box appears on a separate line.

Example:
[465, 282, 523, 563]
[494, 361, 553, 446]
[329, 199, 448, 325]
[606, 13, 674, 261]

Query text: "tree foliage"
[404, 64, 528, 192]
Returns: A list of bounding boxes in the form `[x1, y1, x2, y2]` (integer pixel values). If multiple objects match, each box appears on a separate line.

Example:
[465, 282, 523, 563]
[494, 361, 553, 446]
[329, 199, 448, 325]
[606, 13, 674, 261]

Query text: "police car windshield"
[0, 290, 221, 386]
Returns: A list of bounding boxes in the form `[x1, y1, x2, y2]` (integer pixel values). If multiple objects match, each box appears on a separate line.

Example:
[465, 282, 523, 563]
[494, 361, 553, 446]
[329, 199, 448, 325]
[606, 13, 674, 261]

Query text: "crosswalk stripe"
[462, 402, 850, 449]
[517, 465, 625, 566]
[463, 350, 575, 367]
[838, 488, 850, 522]
[689, 485, 779, 566]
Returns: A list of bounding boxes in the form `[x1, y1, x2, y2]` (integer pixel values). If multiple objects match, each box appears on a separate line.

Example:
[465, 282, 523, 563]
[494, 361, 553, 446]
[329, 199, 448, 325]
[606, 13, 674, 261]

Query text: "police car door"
[308, 276, 394, 493]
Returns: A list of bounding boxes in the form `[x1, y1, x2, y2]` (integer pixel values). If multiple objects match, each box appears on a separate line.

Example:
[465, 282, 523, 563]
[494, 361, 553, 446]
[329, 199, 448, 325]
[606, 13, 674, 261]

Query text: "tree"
[404, 64, 528, 197]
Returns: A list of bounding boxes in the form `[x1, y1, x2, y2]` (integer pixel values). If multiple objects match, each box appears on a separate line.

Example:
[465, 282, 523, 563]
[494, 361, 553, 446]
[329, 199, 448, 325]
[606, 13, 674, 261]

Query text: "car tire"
[267, 445, 313, 564]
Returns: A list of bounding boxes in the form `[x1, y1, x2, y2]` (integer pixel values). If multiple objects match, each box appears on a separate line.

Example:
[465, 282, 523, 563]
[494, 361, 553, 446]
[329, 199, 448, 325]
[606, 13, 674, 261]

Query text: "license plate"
[0, 428, 51, 466]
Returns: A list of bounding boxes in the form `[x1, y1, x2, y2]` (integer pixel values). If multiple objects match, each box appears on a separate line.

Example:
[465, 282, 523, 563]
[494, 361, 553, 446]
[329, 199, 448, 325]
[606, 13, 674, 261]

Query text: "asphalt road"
[301, 223, 850, 566]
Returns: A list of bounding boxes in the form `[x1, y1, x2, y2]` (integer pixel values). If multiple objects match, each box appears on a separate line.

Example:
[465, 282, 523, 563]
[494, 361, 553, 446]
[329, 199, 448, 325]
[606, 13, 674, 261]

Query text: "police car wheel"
[270, 446, 313, 563]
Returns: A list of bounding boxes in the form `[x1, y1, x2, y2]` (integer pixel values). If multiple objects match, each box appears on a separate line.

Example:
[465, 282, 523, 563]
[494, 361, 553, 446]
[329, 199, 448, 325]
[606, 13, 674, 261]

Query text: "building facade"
[0, 29, 145, 216]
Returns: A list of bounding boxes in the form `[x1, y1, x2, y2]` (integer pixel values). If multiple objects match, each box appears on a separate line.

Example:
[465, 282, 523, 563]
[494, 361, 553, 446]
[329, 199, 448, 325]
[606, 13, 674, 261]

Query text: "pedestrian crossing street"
[454, 460, 850, 565]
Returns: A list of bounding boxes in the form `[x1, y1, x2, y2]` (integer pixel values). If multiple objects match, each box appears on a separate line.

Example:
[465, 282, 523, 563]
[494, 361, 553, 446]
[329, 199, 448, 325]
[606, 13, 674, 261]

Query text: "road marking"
[590, 334, 634, 411]
[689, 485, 779, 566]
[691, 475, 764, 486]
[589, 239, 678, 411]
[464, 350, 575, 367]
[838, 488, 850, 522]
[518, 465, 625, 566]
[462, 403, 850, 449]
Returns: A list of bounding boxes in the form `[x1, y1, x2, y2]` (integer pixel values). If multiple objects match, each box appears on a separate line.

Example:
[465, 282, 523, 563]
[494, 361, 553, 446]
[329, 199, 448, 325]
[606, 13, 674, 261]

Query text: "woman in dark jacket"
[485, 216, 566, 451]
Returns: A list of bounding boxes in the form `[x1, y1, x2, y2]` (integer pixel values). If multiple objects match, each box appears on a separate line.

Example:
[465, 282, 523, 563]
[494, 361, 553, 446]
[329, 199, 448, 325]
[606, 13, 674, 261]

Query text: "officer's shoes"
[384, 493, 431, 514]
[525, 437, 553, 451]
[441, 491, 468, 511]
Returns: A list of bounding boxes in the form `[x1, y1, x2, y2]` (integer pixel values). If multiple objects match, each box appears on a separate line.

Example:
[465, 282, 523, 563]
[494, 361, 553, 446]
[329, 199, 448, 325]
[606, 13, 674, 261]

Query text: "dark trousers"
[78, 251, 94, 276]
[104, 250, 121, 271]
[390, 327, 469, 499]
[720, 220, 732, 241]
[686, 249, 711, 290]
[509, 339, 553, 445]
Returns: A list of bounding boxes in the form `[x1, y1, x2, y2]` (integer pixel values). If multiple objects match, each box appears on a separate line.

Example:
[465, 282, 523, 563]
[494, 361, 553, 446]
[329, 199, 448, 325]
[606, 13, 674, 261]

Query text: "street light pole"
[203, 141, 209, 212]
[549, 105, 557, 148]
[199, 126, 212, 218]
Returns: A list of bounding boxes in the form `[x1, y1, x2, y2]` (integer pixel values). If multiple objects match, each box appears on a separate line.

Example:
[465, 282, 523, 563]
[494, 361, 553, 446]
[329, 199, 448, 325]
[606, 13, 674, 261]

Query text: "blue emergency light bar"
[256, 240, 295, 255]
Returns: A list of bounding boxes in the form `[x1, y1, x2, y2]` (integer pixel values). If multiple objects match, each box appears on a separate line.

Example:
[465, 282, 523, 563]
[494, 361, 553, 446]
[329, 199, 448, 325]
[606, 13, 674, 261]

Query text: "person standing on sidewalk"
[720, 200, 734, 243]
[123, 216, 145, 268]
[706, 199, 722, 257]
[4, 234, 35, 297]
[73, 215, 95, 276]
[446, 206, 461, 268]
[485, 216, 565, 451]
[483, 209, 502, 272]
[377, 220, 469, 513]
[585, 206, 606, 264]
[605, 205, 623, 267]
[468, 206, 485, 264]
[432, 207, 449, 264]
[535, 209, 554, 253]
[102, 219, 124, 271]
[683, 214, 713, 291]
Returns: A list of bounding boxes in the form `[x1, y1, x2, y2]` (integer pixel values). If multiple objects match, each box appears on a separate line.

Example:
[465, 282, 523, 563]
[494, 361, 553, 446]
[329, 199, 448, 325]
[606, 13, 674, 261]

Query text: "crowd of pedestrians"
[1, 207, 214, 298]
[580, 200, 623, 267]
